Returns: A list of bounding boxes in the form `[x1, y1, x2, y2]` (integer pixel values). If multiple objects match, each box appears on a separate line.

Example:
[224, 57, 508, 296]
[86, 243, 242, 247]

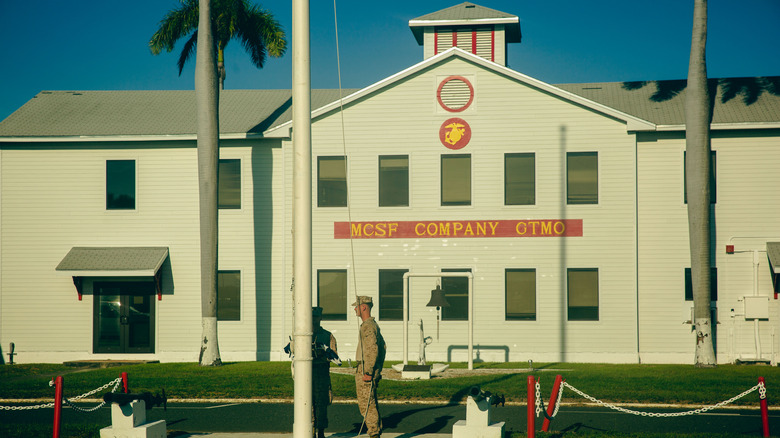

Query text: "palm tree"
[150, 0, 287, 89]
[152, 0, 286, 366]
[194, 0, 222, 367]
[685, 0, 716, 367]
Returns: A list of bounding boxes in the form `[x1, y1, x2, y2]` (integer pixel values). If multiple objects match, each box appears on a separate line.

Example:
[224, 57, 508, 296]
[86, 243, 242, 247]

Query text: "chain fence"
[0, 377, 122, 412]
[535, 378, 765, 419]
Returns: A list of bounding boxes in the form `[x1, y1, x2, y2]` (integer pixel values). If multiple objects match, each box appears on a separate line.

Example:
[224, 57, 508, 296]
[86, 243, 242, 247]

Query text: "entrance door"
[93, 281, 155, 354]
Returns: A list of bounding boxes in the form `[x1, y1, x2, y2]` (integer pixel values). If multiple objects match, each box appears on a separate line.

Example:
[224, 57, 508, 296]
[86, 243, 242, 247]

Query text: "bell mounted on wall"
[426, 284, 449, 339]
[426, 284, 450, 308]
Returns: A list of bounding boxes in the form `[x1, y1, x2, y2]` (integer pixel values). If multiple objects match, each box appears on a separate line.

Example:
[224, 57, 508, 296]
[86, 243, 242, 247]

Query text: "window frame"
[566, 152, 598, 205]
[504, 152, 536, 206]
[218, 159, 242, 210]
[106, 159, 136, 210]
[378, 269, 409, 321]
[441, 154, 472, 206]
[317, 156, 348, 207]
[684, 267, 718, 301]
[567, 268, 599, 321]
[441, 268, 471, 321]
[317, 269, 348, 321]
[505, 268, 537, 321]
[378, 155, 409, 207]
[217, 270, 241, 321]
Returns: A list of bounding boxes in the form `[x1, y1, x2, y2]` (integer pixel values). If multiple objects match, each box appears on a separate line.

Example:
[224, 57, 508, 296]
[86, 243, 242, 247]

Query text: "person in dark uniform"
[312, 306, 337, 438]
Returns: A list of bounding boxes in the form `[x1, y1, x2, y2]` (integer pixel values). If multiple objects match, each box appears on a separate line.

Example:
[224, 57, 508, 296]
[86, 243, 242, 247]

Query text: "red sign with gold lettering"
[334, 219, 582, 239]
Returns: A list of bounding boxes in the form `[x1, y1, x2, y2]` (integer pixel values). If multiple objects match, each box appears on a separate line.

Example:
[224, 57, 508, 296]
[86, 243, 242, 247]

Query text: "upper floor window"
[441, 268, 471, 321]
[505, 153, 535, 205]
[318, 156, 347, 207]
[685, 267, 718, 301]
[218, 159, 241, 209]
[378, 269, 408, 321]
[106, 160, 135, 210]
[567, 268, 599, 321]
[684, 151, 717, 204]
[217, 270, 241, 321]
[567, 152, 598, 204]
[441, 154, 471, 206]
[506, 269, 536, 321]
[379, 155, 409, 207]
[317, 269, 347, 320]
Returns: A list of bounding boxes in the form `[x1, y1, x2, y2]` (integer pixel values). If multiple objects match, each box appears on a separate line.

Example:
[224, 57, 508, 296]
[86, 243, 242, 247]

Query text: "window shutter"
[475, 27, 493, 61]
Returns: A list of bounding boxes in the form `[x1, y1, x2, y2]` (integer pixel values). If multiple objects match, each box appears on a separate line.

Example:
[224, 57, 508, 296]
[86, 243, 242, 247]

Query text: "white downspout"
[292, 0, 313, 436]
[753, 250, 762, 360]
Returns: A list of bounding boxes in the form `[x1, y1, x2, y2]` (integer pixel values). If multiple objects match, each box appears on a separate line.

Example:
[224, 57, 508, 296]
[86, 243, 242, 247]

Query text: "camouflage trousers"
[313, 364, 332, 429]
[355, 365, 382, 436]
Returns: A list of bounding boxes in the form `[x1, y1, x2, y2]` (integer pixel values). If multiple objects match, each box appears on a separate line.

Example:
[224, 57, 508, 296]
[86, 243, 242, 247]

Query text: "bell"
[426, 285, 450, 308]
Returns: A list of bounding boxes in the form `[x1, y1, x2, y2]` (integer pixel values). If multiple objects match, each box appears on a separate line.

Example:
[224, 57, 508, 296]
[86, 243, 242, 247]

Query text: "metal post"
[52, 376, 63, 438]
[759, 376, 770, 438]
[122, 372, 129, 393]
[403, 272, 474, 369]
[526, 375, 535, 438]
[542, 374, 563, 432]
[292, 0, 313, 436]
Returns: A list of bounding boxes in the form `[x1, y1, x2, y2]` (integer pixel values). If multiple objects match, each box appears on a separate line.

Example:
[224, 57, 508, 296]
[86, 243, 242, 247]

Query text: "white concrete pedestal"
[452, 396, 504, 438]
[100, 400, 167, 438]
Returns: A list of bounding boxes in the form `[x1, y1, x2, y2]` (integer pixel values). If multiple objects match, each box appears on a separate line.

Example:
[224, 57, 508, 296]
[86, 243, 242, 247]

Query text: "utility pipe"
[403, 272, 474, 370]
[292, 0, 313, 436]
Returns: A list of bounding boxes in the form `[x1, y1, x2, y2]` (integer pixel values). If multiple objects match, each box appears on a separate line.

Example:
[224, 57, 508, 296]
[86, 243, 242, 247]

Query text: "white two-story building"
[1, 2, 779, 365]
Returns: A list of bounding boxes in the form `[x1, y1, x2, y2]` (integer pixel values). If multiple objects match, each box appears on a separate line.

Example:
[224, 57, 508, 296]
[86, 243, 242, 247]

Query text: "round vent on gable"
[437, 76, 474, 112]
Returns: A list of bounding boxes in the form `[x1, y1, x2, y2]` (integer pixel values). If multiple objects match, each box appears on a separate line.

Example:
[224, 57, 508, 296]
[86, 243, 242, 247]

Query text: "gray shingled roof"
[768, 242, 780, 275]
[56, 247, 169, 273]
[0, 89, 354, 137]
[409, 2, 521, 45]
[557, 77, 780, 126]
[2, 76, 779, 138]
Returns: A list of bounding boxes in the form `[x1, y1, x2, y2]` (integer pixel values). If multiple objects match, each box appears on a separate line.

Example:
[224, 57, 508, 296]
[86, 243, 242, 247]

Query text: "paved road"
[1, 400, 776, 436]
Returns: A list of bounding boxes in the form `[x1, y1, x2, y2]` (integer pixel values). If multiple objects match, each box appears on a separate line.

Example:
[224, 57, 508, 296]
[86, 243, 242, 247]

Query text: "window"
[218, 159, 241, 209]
[318, 270, 347, 320]
[441, 269, 471, 321]
[685, 267, 718, 301]
[505, 153, 535, 205]
[106, 160, 135, 210]
[441, 154, 471, 206]
[378, 269, 408, 320]
[318, 156, 347, 207]
[684, 151, 716, 204]
[379, 155, 409, 207]
[217, 271, 241, 321]
[567, 268, 599, 321]
[567, 152, 598, 204]
[506, 269, 536, 320]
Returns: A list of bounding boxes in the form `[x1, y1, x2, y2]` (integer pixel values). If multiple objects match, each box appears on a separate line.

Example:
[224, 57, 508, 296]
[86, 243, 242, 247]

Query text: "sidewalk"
[178, 434, 451, 438]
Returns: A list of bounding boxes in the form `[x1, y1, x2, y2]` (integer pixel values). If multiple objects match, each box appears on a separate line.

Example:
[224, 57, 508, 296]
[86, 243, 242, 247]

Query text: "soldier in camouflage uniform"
[312, 307, 337, 438]
[353, 296, 386, 438]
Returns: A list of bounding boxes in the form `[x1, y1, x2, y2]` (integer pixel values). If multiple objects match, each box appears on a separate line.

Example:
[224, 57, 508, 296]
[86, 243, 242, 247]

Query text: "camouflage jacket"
[355, 317, 386, 375]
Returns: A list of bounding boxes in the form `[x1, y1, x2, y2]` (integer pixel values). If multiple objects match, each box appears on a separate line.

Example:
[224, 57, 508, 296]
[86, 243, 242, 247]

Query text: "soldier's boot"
[317, 428, 325, 438]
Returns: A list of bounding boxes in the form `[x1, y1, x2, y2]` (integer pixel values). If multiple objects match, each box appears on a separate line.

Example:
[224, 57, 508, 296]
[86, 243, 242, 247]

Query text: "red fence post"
[542, 374, 563, 432]
[759, 376, 770, 438]
[52, 376, 63, 438]
[527, 375, 535, 438]
[122, 372, 129, 393]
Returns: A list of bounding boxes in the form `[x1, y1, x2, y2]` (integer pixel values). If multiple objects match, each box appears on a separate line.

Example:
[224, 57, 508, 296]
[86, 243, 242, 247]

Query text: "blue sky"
[1, 0, 779, 121]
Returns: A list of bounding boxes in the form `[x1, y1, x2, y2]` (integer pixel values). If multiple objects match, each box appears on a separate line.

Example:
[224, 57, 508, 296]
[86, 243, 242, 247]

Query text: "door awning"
[56, 247, 169, 277]
[767, 242, 780, 296]
[56, 247, 169, 300]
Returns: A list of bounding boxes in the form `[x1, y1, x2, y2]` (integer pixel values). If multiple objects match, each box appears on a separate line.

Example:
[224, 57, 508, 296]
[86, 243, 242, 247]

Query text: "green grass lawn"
[1, 361, 777, 437]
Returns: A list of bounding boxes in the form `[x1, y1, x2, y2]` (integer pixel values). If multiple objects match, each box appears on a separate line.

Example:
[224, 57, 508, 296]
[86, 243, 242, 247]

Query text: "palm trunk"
[686, 0, 716, 367]
[196, 0, 222, 366]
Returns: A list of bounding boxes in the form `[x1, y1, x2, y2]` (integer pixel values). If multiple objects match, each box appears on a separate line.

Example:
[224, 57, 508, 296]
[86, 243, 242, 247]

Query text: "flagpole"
[292, 0, 313, 437]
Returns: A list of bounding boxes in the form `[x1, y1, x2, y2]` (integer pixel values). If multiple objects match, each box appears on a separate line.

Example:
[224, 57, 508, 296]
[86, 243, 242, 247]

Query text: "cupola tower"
[409, 2, 521, 66]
